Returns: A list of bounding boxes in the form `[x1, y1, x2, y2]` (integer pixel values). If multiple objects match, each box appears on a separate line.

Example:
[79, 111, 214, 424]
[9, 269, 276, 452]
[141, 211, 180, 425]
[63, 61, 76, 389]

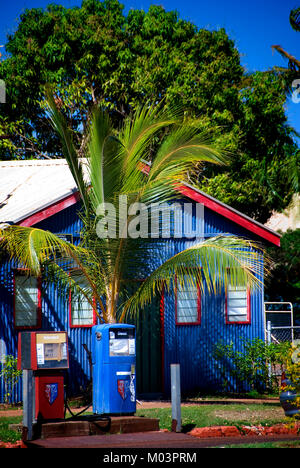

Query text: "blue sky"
[0, 0, 300, 136]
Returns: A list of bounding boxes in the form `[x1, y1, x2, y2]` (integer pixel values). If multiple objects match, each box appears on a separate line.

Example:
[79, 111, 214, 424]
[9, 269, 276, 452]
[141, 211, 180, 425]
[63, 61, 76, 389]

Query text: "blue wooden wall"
[0, 200, 265, 403]
[161, 206, 265, 396]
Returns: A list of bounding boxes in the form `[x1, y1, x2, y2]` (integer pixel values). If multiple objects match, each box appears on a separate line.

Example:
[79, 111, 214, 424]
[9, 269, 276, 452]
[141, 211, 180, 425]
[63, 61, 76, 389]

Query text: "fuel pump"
[18, 331, 69, 439]
[92, 324, 136, 415]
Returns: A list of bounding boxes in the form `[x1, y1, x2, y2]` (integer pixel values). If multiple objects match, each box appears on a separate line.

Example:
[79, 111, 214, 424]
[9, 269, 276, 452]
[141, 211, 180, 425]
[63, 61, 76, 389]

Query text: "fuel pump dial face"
[35, 332, 68, 369]
[109, 328, 135, 356]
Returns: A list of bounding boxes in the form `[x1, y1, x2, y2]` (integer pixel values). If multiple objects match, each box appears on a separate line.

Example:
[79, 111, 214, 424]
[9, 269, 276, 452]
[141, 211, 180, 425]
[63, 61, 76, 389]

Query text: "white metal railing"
[264, 301, 294, 341]
[266, 322, 300, 344]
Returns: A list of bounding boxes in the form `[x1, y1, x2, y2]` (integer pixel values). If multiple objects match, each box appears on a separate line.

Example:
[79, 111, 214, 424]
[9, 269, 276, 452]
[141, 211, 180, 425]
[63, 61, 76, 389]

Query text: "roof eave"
[178, 183, 281, 247]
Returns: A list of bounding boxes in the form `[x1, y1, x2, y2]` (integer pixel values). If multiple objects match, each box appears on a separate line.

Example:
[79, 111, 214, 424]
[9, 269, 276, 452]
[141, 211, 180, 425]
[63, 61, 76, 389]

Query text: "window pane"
[227, 284, 248, 322]
[15, 275, 38, 327]
[71, 277, 94, 326]
[177, 276, 199, 324]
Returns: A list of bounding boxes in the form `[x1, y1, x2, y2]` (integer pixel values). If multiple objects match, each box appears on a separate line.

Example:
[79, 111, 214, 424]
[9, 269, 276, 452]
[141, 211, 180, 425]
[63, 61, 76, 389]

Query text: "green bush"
[214, 338, 291, 394]
[0, 355, 22, 404]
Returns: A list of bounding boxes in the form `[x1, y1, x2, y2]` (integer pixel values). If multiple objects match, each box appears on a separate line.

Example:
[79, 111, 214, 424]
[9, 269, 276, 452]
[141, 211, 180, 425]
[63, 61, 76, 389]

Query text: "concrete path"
[25, 431, 300, 449]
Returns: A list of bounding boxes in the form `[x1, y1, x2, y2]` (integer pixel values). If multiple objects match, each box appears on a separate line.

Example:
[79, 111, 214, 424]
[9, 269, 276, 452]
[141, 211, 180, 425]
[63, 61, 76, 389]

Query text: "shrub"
[214, 338, 291, 393]
[0, 355, 22, 404]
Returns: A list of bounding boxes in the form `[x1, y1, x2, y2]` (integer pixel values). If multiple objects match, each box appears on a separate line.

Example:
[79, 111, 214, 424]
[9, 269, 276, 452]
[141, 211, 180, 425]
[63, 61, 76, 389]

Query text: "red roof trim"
[18, 192, 80, 227]
[15, 168, 280, 246]
[178, 185, 280, 247]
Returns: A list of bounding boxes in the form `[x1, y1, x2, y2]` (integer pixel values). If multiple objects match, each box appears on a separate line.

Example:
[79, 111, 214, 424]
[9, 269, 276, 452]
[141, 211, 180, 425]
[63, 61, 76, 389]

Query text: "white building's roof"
[0, 159, 88, 226]
[0, 159, 281, 246]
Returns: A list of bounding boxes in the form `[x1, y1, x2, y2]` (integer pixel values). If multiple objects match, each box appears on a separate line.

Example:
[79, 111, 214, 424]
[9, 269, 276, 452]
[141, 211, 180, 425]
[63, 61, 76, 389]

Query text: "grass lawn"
[136, 402, 287, 431]
[223, 440, 300, 448]
[0, 416, 22, 443]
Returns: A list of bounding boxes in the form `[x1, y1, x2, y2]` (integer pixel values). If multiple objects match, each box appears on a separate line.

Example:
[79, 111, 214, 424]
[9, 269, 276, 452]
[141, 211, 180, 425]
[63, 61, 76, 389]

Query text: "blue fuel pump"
[92, 324, 136, 415]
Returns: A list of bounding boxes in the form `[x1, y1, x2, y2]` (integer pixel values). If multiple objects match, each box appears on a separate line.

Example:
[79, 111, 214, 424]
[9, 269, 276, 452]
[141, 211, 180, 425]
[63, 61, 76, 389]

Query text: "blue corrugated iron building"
[0, 162, 281, 403]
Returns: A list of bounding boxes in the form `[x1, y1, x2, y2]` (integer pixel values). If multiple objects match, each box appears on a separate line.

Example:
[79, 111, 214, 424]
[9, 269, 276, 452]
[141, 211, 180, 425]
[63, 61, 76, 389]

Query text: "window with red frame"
[226, 283, 250, 324]
[14, 271, 41, 329]
[69, 275, 95, 327]
[175, 275, 201, 325]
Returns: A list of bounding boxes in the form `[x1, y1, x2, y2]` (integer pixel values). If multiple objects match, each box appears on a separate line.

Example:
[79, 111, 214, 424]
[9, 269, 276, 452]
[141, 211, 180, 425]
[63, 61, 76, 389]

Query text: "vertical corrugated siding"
[0, 199, 267, 402]
[0, 202, 94, 403]
[36, 203, 93, 395]
[0, 258, 22, 403]
[162, 205, 266, 395]
[36, 203, 93, 394]
[163, 273, 265, 395]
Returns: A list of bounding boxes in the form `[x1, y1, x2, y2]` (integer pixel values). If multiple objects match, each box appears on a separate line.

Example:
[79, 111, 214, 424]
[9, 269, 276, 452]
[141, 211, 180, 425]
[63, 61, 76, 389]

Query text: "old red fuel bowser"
[18, 331, 69, 435]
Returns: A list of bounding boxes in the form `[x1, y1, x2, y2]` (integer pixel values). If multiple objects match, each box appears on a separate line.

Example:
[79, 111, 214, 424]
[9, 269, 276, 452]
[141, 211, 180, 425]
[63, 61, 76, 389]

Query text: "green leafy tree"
[0, 0, 297, 222]
[197, 71, 298, 222]
[0, 0, 243, 159]
[0, 96, 269, 324]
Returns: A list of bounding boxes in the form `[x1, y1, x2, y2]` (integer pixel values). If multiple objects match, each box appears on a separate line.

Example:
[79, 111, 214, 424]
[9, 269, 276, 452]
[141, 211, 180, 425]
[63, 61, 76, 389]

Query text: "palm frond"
[0, 225, 109, 320]
[0, 225, 77, 275]
[120, 235, 269, 321]
[271, 45, 300, 71]
[287, 151, 300, 194]
[290, 7, 300, 32]
[148, 123, 228, 184]
[117, 104, 180, 195]
[86, 108, 122, 211]
[91, 107, 234, 320]
[42, 262, 95, 309]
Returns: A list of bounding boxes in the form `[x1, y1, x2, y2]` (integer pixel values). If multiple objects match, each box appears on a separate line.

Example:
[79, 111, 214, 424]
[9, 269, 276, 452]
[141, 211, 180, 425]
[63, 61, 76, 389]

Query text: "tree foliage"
[0, 0, 298, 222]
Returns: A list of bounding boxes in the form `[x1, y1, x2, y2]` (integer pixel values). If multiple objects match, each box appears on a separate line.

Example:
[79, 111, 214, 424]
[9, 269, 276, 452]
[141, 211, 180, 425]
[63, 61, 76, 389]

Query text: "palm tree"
[0, 94, 269, 324]
[272, 7, 300, 76]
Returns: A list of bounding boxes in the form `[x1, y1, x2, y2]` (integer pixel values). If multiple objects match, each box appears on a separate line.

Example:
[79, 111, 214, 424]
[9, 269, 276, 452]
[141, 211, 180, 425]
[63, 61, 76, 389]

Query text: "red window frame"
[175, 274, 201, 326]
[225, 285, 251, 325]
[68, 276, 97, 328]
[13, 269, 42, 330]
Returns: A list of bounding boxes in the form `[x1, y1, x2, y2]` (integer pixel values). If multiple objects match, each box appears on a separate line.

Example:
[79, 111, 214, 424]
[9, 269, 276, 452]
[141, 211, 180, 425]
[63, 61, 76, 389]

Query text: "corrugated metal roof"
[0, 159, 88, 226]
[0, 159, 281, 246]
